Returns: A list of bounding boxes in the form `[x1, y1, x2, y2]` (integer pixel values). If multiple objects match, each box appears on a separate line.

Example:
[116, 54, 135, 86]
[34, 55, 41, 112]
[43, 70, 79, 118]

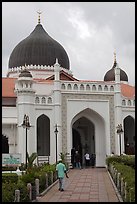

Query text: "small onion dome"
[19, 69, 32, 78]
[104, 53, 128, 82]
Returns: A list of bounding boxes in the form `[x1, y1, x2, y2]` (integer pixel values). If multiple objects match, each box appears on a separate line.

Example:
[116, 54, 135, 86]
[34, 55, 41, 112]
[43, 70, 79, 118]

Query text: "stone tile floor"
[37, 167, 120, 202]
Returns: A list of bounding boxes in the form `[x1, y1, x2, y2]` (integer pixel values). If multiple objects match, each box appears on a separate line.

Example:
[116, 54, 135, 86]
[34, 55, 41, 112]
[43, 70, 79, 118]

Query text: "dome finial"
[114, 51, 117, 64]
[37, 10, 42, 24]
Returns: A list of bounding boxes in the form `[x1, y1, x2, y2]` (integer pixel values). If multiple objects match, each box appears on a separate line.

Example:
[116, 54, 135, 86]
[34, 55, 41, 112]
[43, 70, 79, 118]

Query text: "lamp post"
[116, 124, 123, 155]
[54, 124, 58, 164]
[22, 114, 31, 169]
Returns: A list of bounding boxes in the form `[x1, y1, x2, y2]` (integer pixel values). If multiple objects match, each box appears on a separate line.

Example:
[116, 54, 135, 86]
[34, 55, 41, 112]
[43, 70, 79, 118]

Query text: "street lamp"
[54, 124, 58, 164]
[116, 124, 123, 155]
[22, 114, 31, 169]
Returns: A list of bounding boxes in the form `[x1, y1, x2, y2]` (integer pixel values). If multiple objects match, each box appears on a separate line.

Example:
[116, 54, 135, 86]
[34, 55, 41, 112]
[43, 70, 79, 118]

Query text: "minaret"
[53, 58, 62, 163]
[114, 53, 124, 155]
[14, 66, 36, 163]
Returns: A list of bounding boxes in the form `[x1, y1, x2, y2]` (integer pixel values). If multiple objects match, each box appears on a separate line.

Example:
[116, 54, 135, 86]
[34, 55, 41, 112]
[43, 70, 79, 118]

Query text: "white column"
[53, 59, 62, 162]
[114, 64, 123, 155]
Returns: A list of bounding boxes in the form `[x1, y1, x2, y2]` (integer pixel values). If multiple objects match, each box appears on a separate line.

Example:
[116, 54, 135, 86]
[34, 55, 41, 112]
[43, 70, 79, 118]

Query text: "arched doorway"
[2, 134, 9, 153]
[124, 116, 135, 155]
[72, 117, 95, 166]
[70, 108, 106, 167]
[37, 114, 50, 156]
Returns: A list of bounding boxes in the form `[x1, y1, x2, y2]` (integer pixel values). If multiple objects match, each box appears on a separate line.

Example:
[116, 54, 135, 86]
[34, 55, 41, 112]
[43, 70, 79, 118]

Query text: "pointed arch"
[37, 114, 50, 156]
[123, 115, 135, 155]
[2, 134, 9, 153]
[70, 108, 106, 167]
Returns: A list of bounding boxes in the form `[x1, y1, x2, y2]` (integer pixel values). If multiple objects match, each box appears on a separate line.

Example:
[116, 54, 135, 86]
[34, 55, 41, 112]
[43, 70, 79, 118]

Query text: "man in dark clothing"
[71, 148, 76, 168]
[74, 151, 81, 169]
[91, 153, 96, 167]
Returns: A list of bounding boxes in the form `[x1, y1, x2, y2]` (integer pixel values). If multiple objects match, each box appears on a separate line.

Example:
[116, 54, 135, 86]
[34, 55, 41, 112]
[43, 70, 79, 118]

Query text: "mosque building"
[2, 14, 135, 167]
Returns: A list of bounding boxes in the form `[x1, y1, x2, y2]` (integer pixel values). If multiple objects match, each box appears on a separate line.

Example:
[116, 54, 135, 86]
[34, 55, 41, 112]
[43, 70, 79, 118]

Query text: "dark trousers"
[85, 159, 90, 166]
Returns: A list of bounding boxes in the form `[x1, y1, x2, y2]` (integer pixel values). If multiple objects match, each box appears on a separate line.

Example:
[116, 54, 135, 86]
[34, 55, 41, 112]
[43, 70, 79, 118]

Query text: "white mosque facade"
[2, 18, 135, 167]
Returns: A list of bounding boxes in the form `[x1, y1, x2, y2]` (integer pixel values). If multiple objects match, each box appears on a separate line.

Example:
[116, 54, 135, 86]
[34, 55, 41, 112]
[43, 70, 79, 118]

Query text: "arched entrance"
[37, 114, 50, 156]
[124, 116, 135, 155]
[72, 117, 95, 166]
[71, 108, 106, 167]
[2, 134, 9, 153]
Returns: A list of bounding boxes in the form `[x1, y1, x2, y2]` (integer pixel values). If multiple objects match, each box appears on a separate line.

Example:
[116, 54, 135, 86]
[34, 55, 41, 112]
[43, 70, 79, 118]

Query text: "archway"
[37, 114, 50, 156]
[72, 117, 95, 166]
[2, 134, 9, 153]
[124, 116, 135, 155]
[70, 108, 106, 167]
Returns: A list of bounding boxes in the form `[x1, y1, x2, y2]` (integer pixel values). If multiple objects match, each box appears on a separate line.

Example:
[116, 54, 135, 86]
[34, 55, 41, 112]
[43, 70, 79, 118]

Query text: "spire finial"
[114, 51, 117, 64]
[37, 10, 42, 24]
[55, 58, 59, 64]
[24, 63, 27, 70]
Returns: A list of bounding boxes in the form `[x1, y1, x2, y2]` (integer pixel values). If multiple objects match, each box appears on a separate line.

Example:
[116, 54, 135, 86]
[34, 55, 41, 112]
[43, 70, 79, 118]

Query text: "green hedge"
[2, 163, 57, 202]
[112, 162, 135, 202]
[2, 181, 30, 202]
[2, 166, 17, 171]
[106, 155, 135, 202]
[2, 173, 18, 183]
[106, 155, 135, 169]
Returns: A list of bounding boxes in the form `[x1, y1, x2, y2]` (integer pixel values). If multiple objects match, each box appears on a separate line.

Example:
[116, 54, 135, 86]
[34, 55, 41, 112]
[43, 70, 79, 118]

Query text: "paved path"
[37, 167, 120, 202]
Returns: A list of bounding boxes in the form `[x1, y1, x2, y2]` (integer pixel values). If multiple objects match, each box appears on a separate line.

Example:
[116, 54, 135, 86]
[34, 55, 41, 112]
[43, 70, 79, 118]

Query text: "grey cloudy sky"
[2, 2, 135, 85]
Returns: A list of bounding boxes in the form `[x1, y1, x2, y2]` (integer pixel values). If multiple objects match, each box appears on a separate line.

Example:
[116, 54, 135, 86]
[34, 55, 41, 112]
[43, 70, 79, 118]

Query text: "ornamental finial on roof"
[37, 10, 42, 24]
[114, 51, 117, 64]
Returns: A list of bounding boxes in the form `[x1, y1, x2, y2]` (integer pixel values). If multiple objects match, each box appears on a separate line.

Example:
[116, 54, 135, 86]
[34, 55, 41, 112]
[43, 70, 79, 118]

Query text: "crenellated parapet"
[7, 64, 72, 79]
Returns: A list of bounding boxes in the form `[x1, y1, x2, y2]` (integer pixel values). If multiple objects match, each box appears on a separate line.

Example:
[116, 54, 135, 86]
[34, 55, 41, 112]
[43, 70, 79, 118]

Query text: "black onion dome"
[9, 24, 70, 69]
[19, 69, 32, 78]
[104, 61, 128, 82]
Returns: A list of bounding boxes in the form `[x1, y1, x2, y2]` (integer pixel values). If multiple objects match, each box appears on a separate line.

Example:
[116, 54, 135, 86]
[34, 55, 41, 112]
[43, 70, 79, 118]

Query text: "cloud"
[2, 2, 135, 85]
[68, 8, 92, 39]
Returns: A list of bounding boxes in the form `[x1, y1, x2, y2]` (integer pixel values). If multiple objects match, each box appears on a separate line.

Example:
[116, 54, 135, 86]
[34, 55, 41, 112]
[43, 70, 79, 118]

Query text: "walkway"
[37, 167, 121, 202]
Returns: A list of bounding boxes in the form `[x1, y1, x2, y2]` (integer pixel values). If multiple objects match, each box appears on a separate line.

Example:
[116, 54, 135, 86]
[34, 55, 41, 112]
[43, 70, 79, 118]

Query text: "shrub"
[20, 172, 36, 186]
[2, 166, 17, 171]
[2, 181, 16, 202]
[106, 155, 135, 202]
[106, 155, 135, 169]
[39, 173, 46, 193]
[2, 180, 30, 202]
[2, 173, 18, 183]
[16, 180, 30, 202]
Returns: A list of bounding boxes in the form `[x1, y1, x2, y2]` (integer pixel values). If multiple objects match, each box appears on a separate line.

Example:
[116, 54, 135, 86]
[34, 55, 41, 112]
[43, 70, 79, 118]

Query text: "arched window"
[61, 84, 65, 89]
[74, 84, 78, 90]
[92, 85, 96, 91]
[42, 97, 46, 104]
[104, 85, 108, 91]
[128, 100, 131, 106]
[35, 97, 40, 104]
[67, 84, 72, 90]
[37, 115, 50, 156]
[86, 84, 90, 91]
[2, 135, 9, 153]
[122, 100, 126, 106]
[47, 97, 52, 104]
[80, 84, 84, 90]
[110, 85, 114, 91]
[98, 85, 102, 91]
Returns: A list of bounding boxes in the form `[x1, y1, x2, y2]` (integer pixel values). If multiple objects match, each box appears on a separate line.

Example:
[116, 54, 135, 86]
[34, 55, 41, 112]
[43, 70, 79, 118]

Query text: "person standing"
[56, 160, 69, 191]
[84, 152, 90, 167]
[71, 147, 76, 168]
[91, 153, 96, 167]
[74, 151, 81, 169]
